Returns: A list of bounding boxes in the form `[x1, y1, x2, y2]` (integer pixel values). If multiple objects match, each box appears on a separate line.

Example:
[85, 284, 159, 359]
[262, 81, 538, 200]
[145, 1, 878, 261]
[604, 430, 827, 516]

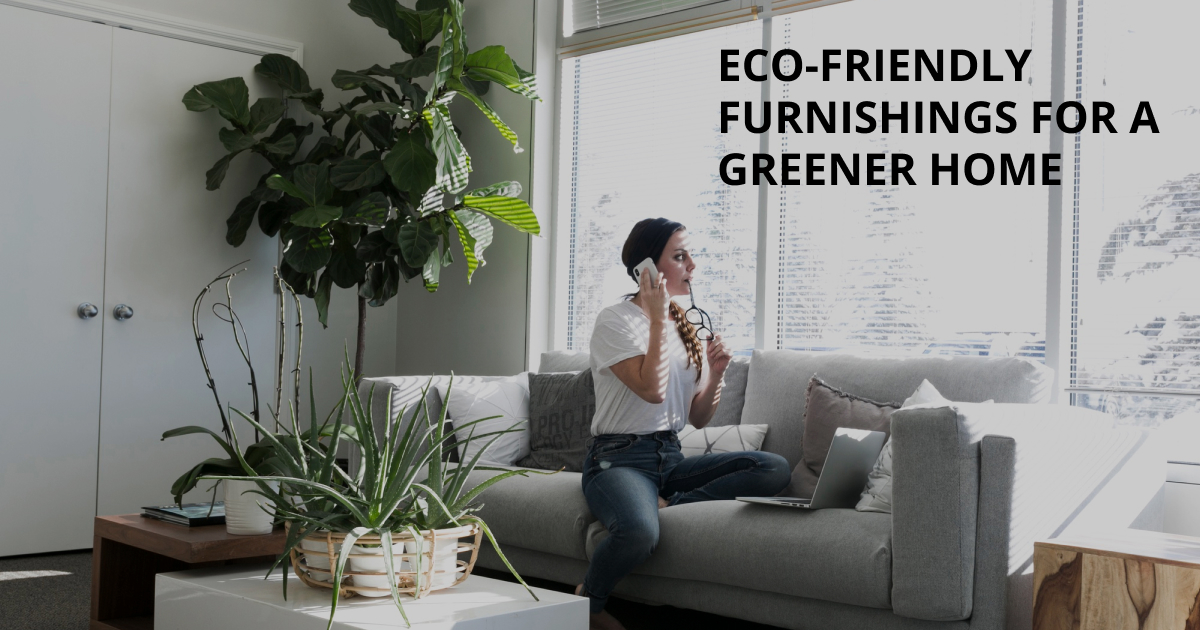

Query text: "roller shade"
[566, 0, 729, 35]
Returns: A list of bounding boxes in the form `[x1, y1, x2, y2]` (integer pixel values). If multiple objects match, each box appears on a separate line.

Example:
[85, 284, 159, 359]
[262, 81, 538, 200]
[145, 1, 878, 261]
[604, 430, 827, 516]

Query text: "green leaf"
[257, 200, 289, 237]
[449, 209, 493, 282]
[462, 74, 491, 96]
[182, 78, 251, 127]
[463, 47, 540, 101]
[397, 80, 428, 108]
[398, 220, 440, 268]
[423, 100, 471, 193]
[396, 5, 443, 47]
[348, 0, 418, 55]
[279, 260, 317, 297]
[254, 54, 311, 94]
[462, 195, 539, 235]
[205, 153, 235, 191]
[392, 46, 440, 79]
[426, 10, 461, 104]
[415, 0, 449, 10]
[226, 195, 259, 247]
[282, 226, 334, 273]
[267, 174, 311, 206]
[315, 270, 333, 328]
[416, 187, 444, 216]
[327, 246, 367, 288]
[330, 159, 386, 191]
[354, 102, 413, 118]
[342, 192, 391, 227]
[262, 134, 298, 156]
[422, 249, 441, 292]
[446, 78, 521, 153]
[356, 231, 392, 263]
[289, 163, 338, 205]
[465, 180, 522, 199]
[290, 205, 342, 228]
[248, 97, 286, 135]
[382, 129, 437, 199]
[219, 127, 256, 154]
[369, 258, 400, 306]
[332, 69, 400, 102]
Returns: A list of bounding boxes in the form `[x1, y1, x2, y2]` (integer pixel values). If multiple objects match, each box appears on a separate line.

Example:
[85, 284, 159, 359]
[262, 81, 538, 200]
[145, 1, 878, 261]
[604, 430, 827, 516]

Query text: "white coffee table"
[154, 564, 587, 629]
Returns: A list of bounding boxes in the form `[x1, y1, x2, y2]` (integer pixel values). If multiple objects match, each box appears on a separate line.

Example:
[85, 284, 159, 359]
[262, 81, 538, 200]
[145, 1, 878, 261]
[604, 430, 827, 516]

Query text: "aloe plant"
[183, 0, 542, 382]
[203, 359, 551, 629]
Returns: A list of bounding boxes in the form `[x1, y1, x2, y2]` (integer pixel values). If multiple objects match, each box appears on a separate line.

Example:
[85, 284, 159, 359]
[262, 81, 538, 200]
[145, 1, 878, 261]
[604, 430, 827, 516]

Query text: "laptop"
[737, 428, 887, 510]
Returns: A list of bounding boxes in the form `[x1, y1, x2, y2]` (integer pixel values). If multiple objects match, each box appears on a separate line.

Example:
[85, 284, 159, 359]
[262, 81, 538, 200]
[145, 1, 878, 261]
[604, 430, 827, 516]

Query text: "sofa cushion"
[742, 350, 1054, 467]
[464, 468, 595, 561]
[789, 376, 900, 497]
[517, 371, 595, 472]
[586, 501, 893, 609]
[708, 356, 750, 427]
[539, 350, 591, 373]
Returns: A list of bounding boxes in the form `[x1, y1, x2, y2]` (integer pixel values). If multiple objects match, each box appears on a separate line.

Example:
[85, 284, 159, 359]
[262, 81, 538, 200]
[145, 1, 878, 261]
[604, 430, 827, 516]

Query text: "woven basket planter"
[287, 522, 482, 598]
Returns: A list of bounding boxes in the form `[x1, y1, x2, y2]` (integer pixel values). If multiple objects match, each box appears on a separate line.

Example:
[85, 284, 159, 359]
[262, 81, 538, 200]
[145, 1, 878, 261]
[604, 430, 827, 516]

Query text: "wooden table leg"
[91, 535, 187, 630]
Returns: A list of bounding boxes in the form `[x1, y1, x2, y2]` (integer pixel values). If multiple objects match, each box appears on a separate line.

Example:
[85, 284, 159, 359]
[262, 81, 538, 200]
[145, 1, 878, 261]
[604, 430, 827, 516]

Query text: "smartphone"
[633, 257, 659, 286]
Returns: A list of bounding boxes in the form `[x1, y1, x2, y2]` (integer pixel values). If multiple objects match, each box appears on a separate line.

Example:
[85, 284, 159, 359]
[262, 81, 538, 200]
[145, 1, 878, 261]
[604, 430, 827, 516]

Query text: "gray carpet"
[0, 550, 91, 630]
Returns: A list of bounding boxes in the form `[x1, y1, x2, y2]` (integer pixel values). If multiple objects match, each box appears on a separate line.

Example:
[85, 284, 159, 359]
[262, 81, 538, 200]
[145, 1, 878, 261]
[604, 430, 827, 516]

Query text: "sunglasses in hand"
[684, 283, 715, 342]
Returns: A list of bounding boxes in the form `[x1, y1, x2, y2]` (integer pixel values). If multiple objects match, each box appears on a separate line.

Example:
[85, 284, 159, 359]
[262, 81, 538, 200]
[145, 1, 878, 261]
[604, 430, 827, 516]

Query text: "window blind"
[1069, 0, 1200, 418]
[770, 0, 1051, 358]
[566, 0, 728, 35]
[556, 21, 763, 353]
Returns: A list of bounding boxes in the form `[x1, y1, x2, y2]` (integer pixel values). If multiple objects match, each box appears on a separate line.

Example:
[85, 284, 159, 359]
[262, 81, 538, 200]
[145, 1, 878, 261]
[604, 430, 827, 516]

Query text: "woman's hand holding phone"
[637, 264, 670, 323]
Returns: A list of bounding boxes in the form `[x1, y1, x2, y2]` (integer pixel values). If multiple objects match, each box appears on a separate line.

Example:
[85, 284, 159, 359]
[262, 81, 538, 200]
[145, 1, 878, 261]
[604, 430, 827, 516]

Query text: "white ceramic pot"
[349, 541, 408, 597]
[427, 537, 461, 589]
[223, 479, 278, 535]
[298, 537, 335, 582]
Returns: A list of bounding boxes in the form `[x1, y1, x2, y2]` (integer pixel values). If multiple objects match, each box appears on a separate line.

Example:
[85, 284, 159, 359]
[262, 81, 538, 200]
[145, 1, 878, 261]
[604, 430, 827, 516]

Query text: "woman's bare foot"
[658, 496, 668, 509]
[575, 584, 627, 630]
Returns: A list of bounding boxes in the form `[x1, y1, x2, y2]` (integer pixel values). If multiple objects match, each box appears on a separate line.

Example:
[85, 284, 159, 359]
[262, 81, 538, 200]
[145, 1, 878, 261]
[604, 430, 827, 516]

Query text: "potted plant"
[203, 359, 550, 628]
[183, 0, 542, 382]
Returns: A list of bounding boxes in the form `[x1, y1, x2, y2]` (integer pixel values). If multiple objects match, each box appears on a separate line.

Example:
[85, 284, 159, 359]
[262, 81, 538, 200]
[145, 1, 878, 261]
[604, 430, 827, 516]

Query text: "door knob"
[77, 303, 99, 319]
[113, 304, 134, 321]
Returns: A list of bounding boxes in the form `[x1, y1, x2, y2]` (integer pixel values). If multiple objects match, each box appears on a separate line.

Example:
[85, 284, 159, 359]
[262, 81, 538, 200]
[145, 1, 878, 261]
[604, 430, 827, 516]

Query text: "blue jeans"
[579, 430, 791, 614]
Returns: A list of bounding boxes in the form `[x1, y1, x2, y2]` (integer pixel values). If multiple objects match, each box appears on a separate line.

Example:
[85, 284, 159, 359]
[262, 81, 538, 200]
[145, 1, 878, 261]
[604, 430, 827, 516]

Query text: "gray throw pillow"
[786, 376, 900, 498]
[516, 370, 595, 472]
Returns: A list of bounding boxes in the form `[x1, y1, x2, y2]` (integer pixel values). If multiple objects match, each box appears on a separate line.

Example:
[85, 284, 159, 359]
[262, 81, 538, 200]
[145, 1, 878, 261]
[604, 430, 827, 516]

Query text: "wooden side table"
[1032, 529, 1200, 630]
[91, 514, 285, 630]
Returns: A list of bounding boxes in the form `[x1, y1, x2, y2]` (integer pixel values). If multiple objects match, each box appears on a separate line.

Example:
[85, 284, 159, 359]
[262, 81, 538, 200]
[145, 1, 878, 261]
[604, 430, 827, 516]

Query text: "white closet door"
[0, 6, 111, 556]
[96, 28, 279, 516]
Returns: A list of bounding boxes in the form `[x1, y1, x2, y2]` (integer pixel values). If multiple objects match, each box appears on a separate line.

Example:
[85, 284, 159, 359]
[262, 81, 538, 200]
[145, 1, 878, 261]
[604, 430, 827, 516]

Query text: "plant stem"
[274, 268, 287, 433]
[355, 295, 367, 386]
[193, 263, 248, 442]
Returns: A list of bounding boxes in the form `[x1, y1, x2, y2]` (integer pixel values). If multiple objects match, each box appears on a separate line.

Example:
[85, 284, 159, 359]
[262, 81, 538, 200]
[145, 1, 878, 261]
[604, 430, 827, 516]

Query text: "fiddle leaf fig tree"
[184, 0, 540, 380]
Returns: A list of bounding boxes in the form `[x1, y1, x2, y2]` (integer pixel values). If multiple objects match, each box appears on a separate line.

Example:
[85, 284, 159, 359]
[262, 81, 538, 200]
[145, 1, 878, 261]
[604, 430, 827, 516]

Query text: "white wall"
[393, 0, 541, 377]
[97, 0, 400, 412]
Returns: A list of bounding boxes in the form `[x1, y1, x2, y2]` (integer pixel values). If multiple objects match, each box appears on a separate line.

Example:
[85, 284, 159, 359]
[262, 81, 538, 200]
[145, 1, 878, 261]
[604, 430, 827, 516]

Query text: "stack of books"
[141, 502, 226, 526]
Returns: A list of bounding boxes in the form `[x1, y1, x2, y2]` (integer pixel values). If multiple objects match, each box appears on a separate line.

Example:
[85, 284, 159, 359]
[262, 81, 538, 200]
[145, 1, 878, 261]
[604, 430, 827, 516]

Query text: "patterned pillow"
[516, 370, 595, 472]
[677, 424, 768, 457]
[436, 373, 530, 466]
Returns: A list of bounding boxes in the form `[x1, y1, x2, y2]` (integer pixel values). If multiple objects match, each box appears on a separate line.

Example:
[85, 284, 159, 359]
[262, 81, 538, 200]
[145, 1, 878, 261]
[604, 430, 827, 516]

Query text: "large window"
[556, 21, 763, 354]
[553, 0, 1200, 449]
[770, 0, 1051, 357]
[1069, 0, 1200, 429]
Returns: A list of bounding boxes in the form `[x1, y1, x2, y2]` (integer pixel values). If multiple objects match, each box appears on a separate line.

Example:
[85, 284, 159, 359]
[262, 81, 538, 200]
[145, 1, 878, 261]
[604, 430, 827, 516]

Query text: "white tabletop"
[154, 564, 587, 630]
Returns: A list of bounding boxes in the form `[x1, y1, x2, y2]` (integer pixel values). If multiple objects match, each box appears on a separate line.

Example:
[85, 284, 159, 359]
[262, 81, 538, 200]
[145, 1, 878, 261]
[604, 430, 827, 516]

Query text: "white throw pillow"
[677, 424, 769, 457]
[856, 380, 992, 514]
[435, 373, 530, 466]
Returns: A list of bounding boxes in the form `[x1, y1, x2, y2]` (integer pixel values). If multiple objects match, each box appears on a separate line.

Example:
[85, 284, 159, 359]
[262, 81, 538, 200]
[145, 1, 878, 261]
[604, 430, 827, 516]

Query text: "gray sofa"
[364, 350, 1166, 630]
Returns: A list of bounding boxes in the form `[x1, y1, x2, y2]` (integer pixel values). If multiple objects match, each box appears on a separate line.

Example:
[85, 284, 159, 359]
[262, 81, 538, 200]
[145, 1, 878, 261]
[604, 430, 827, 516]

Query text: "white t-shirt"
[588, 300, 704, 436]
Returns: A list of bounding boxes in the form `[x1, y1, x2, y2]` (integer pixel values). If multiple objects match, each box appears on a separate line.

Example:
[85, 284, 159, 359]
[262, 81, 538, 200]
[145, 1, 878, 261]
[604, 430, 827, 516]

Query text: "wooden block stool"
[1033, 529, 1200, 630]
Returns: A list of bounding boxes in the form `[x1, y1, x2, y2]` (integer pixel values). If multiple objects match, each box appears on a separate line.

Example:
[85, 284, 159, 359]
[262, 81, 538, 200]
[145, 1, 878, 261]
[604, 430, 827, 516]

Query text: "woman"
[575, 218, 791, 630]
